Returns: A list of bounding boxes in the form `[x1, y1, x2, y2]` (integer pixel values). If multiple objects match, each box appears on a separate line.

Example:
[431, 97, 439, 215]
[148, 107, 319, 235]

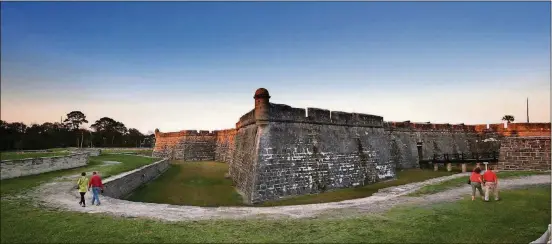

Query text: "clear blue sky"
[1, 2, 550, 133]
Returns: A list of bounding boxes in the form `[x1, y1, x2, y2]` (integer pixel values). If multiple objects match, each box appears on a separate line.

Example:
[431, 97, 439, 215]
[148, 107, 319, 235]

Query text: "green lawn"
[0, 151, 71, 161]
[126, 161, 243, 206]
[1, 185, 549, 243]
[409, 171, 550, 196]
[1, 157, 549, 243]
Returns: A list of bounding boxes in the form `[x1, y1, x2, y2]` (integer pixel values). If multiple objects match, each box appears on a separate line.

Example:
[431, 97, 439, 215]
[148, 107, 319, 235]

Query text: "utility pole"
[526, 97, 529, 123]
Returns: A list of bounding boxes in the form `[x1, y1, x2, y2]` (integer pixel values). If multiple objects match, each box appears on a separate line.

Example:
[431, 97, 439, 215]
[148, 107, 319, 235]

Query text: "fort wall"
[227, 124, 259, 201]
[249, 103, 392, 203]
[214, 129, 237, 163]
[498, 137, 550, 171]
[385, 122, 493, 169]
[152, 130, 216, 161]
[382, 122, 550, 169]
[151, 88, 550, 204]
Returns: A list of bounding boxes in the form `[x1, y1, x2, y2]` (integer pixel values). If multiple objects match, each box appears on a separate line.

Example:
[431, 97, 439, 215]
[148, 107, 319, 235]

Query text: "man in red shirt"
[483, 166, 499, 202]
[88, 171, 104, 206]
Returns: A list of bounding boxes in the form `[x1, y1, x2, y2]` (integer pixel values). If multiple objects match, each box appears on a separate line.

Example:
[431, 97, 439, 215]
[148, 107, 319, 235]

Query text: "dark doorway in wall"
[416, 141, 423, 161]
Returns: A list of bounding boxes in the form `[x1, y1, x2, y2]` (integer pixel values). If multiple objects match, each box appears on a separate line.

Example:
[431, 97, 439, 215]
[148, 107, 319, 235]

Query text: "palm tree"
[502, 115, 515, 124]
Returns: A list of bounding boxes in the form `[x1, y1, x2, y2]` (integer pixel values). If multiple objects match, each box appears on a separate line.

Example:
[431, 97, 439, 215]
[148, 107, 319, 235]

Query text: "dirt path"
[29, 173, 550, 221]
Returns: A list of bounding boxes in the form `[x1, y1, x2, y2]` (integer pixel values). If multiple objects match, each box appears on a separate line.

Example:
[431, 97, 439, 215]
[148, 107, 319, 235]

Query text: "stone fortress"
[153, 88, 551, 204]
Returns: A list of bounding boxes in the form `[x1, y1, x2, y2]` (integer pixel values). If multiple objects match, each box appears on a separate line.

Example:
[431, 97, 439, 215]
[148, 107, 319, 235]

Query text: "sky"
[1, 2, 550, 134]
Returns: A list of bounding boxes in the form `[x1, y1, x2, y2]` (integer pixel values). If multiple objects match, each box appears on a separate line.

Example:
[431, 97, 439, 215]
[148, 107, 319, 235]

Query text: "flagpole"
[526, 97, 529, 123]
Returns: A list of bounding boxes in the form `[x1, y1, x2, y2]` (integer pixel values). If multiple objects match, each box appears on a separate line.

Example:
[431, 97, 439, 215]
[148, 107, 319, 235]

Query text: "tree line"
[0, 111, 155, 151]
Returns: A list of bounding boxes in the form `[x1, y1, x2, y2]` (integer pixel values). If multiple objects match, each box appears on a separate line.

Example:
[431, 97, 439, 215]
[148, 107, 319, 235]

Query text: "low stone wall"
[98, 147, 153, 152]
[102, 159, 170, 199]
[498, 137, 551, 171]
[0, 153, 89, 180]
[71, 148, 101, 156]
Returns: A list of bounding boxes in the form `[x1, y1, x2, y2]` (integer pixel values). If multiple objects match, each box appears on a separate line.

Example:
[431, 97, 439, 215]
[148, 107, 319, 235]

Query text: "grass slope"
[409, 171, 550, 196]
[126, 161, 243, 206]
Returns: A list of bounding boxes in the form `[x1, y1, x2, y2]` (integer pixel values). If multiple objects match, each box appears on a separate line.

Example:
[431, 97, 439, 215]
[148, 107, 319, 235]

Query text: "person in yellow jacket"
[76, 172, 89, 207]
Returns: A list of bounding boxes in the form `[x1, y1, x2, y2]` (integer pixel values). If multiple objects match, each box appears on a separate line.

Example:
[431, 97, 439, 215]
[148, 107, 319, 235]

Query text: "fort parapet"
[153, 88, 551, 204]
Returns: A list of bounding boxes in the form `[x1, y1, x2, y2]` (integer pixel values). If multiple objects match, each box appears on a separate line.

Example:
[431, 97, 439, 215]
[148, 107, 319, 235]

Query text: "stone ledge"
[0, 153, 89, 180]
[102, 158, 170, 199]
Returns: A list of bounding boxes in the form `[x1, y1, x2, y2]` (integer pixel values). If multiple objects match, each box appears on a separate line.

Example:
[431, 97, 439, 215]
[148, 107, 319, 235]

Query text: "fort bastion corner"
[152, 88, 551, 204]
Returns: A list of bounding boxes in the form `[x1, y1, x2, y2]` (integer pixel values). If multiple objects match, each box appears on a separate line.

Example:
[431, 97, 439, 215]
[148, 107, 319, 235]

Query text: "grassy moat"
[126, 161, 244, 206]
[126, 161, 463, 206]
[1, 155, 549, 243]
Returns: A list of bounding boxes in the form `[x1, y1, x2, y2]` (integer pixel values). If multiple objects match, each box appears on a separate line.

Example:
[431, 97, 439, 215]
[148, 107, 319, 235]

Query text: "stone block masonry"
[153, 130, 216, 160]
[249, 104, 393, 203]
[499, 137, 551, 171]
[103, 158, 170, 199]
[0, 153, 89, 180]
[382, 121, 550, 169]
[214, 129, 237, 163]
[228, 124, 259, 200]
[384, 122, 502, 169]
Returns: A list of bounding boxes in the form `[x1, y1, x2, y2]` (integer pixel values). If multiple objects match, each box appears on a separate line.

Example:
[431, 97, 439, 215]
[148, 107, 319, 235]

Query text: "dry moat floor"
[126, 161, 463, 206]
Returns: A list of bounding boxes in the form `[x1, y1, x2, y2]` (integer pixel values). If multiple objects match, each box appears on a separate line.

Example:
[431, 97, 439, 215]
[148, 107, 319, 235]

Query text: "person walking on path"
[470, 167, 485, 201]
[88, 171, 104, 206]
[76, 172, 88, 207]
[483, 166, 500, 202]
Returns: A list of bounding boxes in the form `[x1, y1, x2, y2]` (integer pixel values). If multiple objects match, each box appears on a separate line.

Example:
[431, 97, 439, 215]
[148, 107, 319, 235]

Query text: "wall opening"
[416, 141, 423, 161]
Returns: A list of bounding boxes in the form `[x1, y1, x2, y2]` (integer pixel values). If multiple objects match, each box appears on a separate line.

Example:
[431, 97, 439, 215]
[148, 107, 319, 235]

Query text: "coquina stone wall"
[153, 130, 216, 160]
[102, 158, 170, 199]
[249, 104, 393, 203]
[498, 137, 551, 171]
[152, 128, 240, 163]
[228, 120, 258, 200]
[383, 122, 550, 169]
[0, 153, 89, 180]
[384, 122, 502, 169]
[214, 129, 237, 163]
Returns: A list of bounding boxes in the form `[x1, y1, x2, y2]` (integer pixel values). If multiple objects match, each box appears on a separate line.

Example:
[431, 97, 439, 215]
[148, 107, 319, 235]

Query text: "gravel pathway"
[28, 173, 550, 222]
